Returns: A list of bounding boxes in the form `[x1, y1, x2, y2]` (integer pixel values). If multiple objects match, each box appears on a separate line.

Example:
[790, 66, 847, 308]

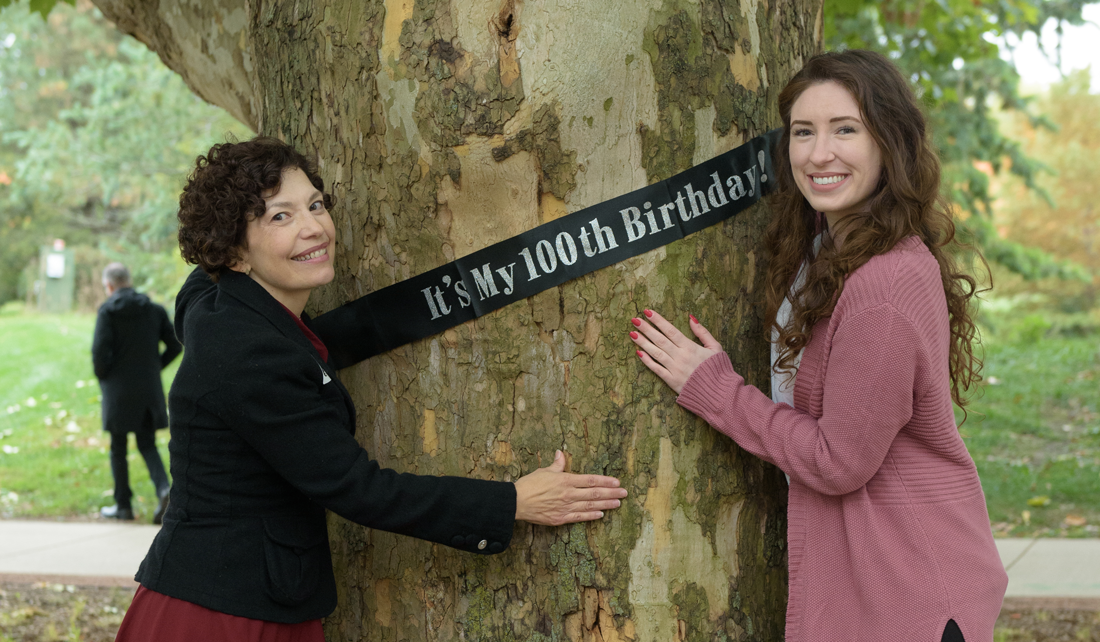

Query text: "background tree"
[67, 0, 819, 639]
[994, 70, 1100, 274]
[981, 70, 1100, 334]
[825, 0, 1097, 279]
[0, 1, 248, 305]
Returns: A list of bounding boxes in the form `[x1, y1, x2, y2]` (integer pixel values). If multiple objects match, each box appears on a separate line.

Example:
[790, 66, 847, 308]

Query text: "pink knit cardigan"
[677, 237, 1007, 642]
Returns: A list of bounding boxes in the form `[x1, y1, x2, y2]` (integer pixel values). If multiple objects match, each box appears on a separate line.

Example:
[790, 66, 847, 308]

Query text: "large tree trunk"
[94, 0, 820, 639]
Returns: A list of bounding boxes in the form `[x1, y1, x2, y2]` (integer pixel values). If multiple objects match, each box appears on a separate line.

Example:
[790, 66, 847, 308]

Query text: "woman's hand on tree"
[514, 451, 627, 526]
[630, 309, 723, 394]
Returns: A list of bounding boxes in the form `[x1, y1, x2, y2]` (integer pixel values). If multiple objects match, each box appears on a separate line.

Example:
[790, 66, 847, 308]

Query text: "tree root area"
[0, 580, 135, 642]
[995, 598, 1100, 641]
[1, 582, 1099, 642]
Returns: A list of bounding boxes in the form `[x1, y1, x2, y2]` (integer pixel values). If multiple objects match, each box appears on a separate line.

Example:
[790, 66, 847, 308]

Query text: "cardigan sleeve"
[205, 342, 516, 555]
[676, 302, 921, 496]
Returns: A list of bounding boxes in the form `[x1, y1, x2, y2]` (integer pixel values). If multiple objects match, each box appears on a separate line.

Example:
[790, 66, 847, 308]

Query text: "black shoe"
[153, 488, 170, 525]
[101, 504, 134, 520]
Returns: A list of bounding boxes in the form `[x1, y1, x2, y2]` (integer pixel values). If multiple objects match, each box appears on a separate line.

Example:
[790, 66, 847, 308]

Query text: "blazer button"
[488, 542, 504, 554]
[477, 539, 487, 550]
[451, 536, 464, 547]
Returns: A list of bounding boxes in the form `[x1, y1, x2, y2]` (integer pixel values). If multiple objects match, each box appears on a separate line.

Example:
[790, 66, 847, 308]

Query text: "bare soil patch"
[995, 597, 1100, 641]
[0, 579, 134, 642]
[2, 580, 1098, 641]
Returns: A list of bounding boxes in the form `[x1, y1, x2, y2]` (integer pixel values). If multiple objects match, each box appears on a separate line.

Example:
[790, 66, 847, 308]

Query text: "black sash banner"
[317, 128, 782, 368]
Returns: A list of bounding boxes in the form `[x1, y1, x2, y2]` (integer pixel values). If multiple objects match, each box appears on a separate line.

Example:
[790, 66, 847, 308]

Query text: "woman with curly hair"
[115, 137, 627, 641]
[628, 50, 1007, 641]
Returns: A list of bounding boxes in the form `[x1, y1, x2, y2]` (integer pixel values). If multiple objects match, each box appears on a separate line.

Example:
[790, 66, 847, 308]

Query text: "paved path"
[0, 519, 158, 586]
[997, 538, 1100, 597]
[1, 519, 1098, 596]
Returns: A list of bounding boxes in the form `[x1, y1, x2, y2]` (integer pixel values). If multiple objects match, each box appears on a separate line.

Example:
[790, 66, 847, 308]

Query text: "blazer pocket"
[261, 516, 328, 607]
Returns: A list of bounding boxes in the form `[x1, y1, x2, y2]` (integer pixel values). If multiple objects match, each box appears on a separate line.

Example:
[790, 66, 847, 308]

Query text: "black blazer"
[136, 268, 516, 622]
[91, 288, 181, 434]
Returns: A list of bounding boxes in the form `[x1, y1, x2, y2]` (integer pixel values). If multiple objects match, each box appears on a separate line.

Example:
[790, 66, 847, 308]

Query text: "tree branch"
[89, 0, 259, 131]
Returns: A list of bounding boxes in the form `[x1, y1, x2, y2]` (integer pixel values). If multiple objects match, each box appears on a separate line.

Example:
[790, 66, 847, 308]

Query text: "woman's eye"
[271, 212, 288, 222]
[792, 128, 813, 137]
[837, 125, 856, 135]
[310, 200, 324, 211]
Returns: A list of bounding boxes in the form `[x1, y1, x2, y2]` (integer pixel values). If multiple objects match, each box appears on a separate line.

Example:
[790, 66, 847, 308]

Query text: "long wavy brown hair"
[765, 49, 987, 410]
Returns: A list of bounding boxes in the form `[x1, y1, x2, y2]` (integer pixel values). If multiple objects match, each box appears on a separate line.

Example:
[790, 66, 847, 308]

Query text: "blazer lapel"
[219, 272, 358, 431]
[218, 272, 318, 356]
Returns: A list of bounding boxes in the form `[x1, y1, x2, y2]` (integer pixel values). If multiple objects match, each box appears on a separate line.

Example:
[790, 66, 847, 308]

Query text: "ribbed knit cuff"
[676, 351, 743, 423]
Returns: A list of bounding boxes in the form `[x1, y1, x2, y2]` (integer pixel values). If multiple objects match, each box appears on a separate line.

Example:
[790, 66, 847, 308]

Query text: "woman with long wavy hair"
[628, 50, 1007, 642]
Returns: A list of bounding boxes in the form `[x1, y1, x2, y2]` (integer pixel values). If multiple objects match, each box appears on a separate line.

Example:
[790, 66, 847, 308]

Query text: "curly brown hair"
[765, 49, 988, 410]
[177, 136, 335, 279]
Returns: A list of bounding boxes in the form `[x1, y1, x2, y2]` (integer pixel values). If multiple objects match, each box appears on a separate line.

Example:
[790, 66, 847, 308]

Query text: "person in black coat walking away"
[92, 262, 182, 523]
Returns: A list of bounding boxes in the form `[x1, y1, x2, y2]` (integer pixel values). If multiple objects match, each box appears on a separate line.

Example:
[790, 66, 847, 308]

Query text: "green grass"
[961, 336, 1100, 538]
[0, 304, 178, 523]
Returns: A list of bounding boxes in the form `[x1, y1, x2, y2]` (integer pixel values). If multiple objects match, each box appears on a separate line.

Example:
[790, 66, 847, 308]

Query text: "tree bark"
[93, 0, 821, 639]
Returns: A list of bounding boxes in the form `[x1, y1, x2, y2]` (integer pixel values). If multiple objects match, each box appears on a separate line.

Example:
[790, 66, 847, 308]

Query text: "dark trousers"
[109, 427, 169, 510]
[942, 619, 965, 642]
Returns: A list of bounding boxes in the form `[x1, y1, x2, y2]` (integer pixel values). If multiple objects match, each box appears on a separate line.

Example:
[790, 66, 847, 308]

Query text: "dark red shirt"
[277, 302, 329, 363]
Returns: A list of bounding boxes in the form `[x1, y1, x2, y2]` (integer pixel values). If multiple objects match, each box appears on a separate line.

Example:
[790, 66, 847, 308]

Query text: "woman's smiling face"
[235, 167, 336, 313]
[789, 80, 883, 228]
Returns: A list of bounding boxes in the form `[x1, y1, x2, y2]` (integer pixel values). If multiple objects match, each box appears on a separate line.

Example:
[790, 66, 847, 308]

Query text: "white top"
[770, 234, 823, 406]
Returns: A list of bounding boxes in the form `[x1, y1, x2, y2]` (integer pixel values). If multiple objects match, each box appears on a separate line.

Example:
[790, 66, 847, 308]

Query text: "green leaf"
[0, 1, 249, 303]
[825, 0, 1100, 279]
[0, 0, 75, 19]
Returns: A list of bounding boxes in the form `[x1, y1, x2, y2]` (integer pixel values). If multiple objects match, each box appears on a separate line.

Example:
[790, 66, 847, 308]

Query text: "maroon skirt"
[116, 585, 325, 642]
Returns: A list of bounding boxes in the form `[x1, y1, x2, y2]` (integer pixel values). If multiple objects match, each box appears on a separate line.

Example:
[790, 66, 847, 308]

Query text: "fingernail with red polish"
[631, 318, 641, 327]
[636, 350, 644, 358]
[644, 309, 654, 318]
[690, 314, 699, 324]
[629, 331, 639, 340]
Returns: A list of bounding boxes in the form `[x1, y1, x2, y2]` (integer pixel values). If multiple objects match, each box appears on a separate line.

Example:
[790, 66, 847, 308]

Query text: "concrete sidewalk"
[997, 538, 1100, 597]
[1, 519, 1098, 595]
[0, 519, 158, 586]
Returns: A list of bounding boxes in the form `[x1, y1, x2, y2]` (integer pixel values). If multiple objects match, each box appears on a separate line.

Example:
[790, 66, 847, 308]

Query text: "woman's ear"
[228, 255, 252, 276]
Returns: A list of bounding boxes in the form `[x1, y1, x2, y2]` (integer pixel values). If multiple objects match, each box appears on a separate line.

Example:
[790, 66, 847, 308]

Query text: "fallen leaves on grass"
[1063, 514, 1087, 527]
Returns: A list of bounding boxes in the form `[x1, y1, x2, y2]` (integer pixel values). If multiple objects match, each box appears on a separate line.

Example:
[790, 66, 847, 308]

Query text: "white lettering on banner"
[707, 173, 729, 208]
[556, 232, 578, 265]
[622, 207, 646, 242]
[727, 175, 747, 200]
[422, 286, 441, 319]
[743, 166, 757, 196]
[657, 202, 677, 228]
[579, 226, 596, 258]
[421, 275, 455, 320]
[674, 191, 690, 222]
[495, 263, 516, 295]
[642, 201, 674, 235]
[590, 219, 618, 253]
[685, 183, 710, 219]
[536, 239, 557, 274]
[471, 264, 499, 300]
[417, 145, 772, 323]
[519, 246, 540, 280]
[455, 279, 471, 308]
